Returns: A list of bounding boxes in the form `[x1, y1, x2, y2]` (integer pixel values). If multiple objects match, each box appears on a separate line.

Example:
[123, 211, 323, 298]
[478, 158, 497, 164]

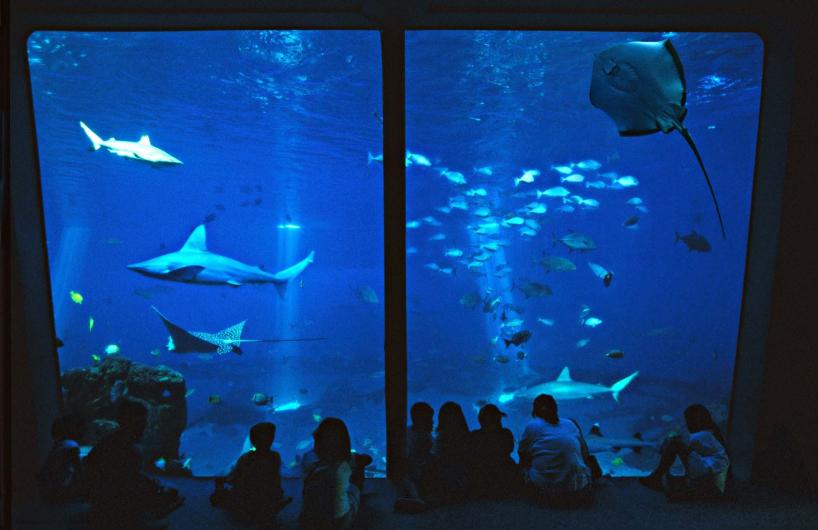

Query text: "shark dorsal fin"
[181, 225, 207, 252]
[138, 135, 151, 146]
[557, 367, 572, 381]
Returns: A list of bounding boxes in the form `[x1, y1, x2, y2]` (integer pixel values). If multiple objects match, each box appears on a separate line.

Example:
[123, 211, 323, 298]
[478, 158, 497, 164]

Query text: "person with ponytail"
[640, 404, 730, 500]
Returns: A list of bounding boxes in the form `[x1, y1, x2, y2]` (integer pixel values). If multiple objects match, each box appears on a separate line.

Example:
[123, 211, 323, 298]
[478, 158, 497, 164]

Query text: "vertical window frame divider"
[381, 25, 407, 481]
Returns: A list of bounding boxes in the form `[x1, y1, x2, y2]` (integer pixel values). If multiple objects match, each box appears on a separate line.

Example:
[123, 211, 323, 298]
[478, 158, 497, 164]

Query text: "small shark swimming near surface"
[152, 306, 326, 355]
[500, 367, 639, 404]
[79, 121, 183, 165]
[128, 224, 314, 296]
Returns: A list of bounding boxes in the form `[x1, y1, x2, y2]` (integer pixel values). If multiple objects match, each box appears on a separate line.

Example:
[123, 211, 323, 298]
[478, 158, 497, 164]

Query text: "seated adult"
[518, 394, 594, 507]
[425, 401, 472, 505]
[83, 399, 183, 529]
[640, 404, 730, 501]
[470, 404, 521, 498]
[300, 418, 372, 530]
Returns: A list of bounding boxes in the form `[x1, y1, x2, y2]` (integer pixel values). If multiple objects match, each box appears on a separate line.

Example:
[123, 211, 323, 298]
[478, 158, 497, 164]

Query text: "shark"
[500, 367, 639, 404]
[128, 224, 314, 296]
[153, 306, 326, 355]
[585, 425, 657, 454]
[79, 121, 183, 165]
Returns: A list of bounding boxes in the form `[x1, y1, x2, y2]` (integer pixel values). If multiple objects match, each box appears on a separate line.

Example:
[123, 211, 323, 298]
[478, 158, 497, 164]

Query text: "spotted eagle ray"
[152, 306, 326, 355]
[590, 39, 726, 239]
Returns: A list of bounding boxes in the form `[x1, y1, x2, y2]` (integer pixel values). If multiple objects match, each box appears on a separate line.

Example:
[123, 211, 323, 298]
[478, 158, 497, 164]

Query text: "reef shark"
[585, 425, 657, 454]
[128, 224, 314, 296]
[79, 121, 183, 165]
[500, 367, 639, 403]
[152, 306, 326, 355]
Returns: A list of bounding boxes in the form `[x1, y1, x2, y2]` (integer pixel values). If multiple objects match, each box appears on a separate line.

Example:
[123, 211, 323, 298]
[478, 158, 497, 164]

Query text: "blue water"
[405, 31, 761, 476]
[28, 29, 762, 478]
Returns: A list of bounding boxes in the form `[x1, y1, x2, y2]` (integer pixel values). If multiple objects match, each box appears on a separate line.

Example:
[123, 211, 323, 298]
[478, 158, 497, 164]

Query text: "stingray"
[590, 39, 726, 239]
[151, 306, 326, 355]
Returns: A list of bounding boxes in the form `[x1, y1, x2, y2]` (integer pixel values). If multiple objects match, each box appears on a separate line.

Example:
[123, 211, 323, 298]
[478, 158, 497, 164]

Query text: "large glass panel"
[406, 31, 762, 475]
[28, 30, 385, 477]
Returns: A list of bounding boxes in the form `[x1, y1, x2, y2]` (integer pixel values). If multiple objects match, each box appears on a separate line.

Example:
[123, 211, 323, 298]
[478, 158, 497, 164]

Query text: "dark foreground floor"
[13, 477, 818, 530]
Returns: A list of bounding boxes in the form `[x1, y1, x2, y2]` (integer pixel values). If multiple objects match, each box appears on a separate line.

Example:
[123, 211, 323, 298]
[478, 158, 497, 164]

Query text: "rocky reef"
[61, 355, 190, 474]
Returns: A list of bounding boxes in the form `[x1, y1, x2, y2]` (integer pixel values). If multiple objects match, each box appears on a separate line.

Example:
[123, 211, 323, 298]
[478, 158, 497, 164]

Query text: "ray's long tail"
[680, 127, 726, 240]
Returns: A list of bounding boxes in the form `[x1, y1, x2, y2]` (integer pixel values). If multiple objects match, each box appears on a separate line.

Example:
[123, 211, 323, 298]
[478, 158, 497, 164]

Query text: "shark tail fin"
[270, 251, 315, 298]
[273, 282, 289, 298]
[611, 371, 639, 403]
[80, 121, 103, 151]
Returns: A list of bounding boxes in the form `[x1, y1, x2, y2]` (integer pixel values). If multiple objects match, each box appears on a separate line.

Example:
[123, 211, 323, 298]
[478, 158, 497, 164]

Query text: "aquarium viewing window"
[405, 31, 763, 476]
[26, 30, 386, 477]
[12, 4, 787, 485]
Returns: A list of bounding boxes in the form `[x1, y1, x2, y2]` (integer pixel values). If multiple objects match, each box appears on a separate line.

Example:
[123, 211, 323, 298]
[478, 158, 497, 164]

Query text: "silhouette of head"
[52, 413, 85, 442]
[411, 402, 434, 432]
[684, 404, 716, 434]
[532, 394, 559, 424]
[478, 404, 507, 430]
[437, 401, 469, 441]
[116, 398, 148, 442]
[313, 417, 351, 464]
[250, 422, 276, 451]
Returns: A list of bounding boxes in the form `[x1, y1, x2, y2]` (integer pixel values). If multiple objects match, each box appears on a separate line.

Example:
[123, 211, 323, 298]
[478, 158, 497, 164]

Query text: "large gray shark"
[501, 367, 639, 404]
[80, 121, 183, 165]
[152, 306, 325, 355]
[128, 224, 315, 296]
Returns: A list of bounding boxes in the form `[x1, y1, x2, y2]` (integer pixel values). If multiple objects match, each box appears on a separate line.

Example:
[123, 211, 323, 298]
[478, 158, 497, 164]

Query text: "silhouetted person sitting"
[470, 404, 521, 499]
[211, 422, 292, 527]
[425, 401, 472, 505]
[37, 413, 87, 503]
[640, 404, 730, 501]
[300, 418, 372, 530]
[394, 401, 434, 513]
[518, 394, 594, 507]
[83, 398, 182, 529]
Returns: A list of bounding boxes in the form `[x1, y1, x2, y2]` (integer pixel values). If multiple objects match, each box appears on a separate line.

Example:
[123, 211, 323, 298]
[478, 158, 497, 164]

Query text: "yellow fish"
[70, 290, 83, 304]
[91, 354, 101, 364]
[611, 457, 624, 466]
[312, 413, 322, 423]
[88, 317, 94, 332]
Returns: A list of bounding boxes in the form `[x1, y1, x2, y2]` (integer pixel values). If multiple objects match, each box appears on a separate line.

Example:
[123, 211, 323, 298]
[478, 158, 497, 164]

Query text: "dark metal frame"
[6, 1, 797, 497]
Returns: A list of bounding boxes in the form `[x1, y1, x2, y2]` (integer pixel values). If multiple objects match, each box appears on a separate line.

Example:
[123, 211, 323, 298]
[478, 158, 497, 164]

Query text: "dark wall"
[4, 0, 817, 513]
[752, 4, 818, 498]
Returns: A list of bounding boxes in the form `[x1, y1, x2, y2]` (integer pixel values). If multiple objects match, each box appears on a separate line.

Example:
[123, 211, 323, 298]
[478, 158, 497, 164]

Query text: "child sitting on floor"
[640, 404, 730, 501]
[211, 422, 292, 526]
[394, 401, 435, 513]
[37, 414, 87, 503]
